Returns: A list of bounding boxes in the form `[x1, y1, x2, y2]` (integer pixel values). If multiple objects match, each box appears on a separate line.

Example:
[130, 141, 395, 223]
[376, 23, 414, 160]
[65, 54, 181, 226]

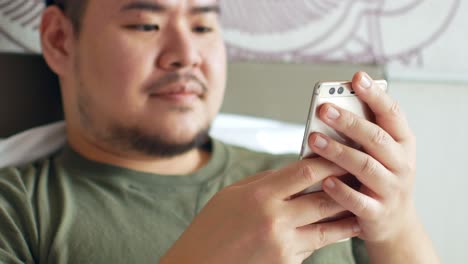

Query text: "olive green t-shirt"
[0, 139, 368, 264]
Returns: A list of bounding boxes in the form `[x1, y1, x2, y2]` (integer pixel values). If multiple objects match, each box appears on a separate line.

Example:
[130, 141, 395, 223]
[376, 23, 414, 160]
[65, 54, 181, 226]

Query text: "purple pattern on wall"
[0, 0, 462, 68]
[0, 0, 44, 52]
[221, 0, 461, 66]
[222, 0, 334, 34]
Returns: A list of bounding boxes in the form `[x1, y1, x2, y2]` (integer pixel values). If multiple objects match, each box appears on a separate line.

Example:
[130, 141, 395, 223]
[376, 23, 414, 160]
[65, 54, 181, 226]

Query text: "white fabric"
[0, 114, 304, 168]
[210, 113, 304, 154]
[0, 121, 66, 168]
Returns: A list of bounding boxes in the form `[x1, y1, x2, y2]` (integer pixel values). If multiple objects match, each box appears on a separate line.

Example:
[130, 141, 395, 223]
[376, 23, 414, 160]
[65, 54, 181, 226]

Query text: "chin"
[160, 116, 208, 138]
[106, 121, 210, 158]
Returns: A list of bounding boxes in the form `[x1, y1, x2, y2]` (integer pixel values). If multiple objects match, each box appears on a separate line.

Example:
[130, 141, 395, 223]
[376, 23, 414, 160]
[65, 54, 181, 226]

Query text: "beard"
[76, 84, 211, 159]
[77, 90, 211, 158]
[106, 122, 211, 158]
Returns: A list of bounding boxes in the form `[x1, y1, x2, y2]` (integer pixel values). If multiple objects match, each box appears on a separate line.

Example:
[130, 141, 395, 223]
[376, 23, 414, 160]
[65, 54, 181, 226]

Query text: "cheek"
[80, 32, 156, 109]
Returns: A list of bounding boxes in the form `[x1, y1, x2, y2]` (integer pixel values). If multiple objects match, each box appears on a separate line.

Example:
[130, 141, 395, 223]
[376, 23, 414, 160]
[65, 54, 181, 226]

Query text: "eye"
[125, 24, 160, 32]
[193, 26, 213, 34]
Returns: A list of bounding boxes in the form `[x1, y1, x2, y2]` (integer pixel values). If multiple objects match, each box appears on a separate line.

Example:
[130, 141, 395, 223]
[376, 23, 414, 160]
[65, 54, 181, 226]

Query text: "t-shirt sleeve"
[0, 167, 38, 264]
[352, 237, 369, 264]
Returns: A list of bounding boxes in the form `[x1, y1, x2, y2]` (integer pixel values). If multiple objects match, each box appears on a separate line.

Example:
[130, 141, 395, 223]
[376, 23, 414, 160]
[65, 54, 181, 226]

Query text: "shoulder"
[0, 158, 56, 263]
[0, 156, 54, 201]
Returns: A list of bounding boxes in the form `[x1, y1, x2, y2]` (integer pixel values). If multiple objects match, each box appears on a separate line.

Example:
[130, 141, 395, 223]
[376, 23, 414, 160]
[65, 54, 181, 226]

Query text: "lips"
[149, 82, 204, 97]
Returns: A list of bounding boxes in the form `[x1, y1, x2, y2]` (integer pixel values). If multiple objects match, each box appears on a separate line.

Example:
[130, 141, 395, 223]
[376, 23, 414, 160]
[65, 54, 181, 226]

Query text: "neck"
[66, 128, 212, 175]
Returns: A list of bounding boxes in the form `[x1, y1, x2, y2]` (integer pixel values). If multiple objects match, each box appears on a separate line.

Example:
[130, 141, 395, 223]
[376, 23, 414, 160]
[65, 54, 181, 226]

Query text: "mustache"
[145, 73, 208, 94]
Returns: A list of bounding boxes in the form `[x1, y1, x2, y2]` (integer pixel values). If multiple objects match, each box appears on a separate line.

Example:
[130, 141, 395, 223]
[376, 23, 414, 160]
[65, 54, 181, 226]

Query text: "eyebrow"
[120, 1, 220, 15]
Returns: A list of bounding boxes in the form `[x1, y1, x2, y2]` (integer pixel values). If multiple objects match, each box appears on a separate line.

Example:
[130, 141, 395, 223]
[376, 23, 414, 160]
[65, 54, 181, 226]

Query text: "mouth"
[149, 82, 204, 104]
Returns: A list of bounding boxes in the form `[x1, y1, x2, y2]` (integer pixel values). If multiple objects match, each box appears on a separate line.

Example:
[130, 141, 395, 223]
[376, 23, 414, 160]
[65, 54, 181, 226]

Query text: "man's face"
[69, 0, 226, 157]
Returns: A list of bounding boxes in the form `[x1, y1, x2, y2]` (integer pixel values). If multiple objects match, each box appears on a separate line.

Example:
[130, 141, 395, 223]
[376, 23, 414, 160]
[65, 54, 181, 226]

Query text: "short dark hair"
[46, 0, 89, 34]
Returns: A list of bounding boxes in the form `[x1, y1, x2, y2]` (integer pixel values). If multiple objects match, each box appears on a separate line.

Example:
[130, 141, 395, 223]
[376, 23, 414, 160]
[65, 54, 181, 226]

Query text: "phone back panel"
[300, 80, 388, 159]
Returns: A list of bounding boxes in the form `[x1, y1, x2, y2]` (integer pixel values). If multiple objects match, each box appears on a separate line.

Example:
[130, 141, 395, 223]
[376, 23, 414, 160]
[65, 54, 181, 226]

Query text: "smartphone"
[299, 80, 388, 194]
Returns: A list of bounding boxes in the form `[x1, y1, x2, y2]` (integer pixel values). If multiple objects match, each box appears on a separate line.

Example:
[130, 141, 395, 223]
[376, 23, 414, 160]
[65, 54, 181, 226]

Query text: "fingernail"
[360, 74, 372, 89]
[324, 178, 335, 189]
[353, 224, 361, 233]
[314, 135, 328, 149]
[326, 107, 340, 120]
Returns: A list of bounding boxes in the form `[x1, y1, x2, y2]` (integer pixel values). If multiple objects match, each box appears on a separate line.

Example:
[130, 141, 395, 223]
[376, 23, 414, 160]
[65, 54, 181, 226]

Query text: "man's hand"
[160, 158, 360, 264]
[308, 71, 417, 243]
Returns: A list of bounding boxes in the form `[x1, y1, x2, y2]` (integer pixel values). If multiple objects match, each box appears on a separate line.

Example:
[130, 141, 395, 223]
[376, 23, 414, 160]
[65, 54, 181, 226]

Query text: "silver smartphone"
[299, 80, 388, 194]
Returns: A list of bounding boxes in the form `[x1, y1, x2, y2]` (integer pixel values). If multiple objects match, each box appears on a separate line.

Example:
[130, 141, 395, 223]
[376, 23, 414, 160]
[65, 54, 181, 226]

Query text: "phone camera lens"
[329, 88, 336, 95]
[338, 87, 344, 94]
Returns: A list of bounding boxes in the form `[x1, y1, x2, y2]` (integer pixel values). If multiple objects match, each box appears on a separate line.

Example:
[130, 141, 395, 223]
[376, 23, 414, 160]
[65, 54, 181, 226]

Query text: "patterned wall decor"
[222, 0, 459, 63]
[221, 0, 466, 81]
[0, 0, 43, 53]
[1, 0, 466, 81]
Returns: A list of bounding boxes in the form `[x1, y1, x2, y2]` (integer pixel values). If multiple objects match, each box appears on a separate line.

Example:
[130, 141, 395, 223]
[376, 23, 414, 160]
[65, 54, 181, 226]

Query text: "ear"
[40, 6, 76, 77]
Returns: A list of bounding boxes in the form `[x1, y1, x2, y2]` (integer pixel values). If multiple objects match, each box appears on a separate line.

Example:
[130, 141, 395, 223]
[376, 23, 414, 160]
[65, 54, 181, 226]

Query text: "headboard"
[0, 53, 62, 138]
[223, 62, 386, 124]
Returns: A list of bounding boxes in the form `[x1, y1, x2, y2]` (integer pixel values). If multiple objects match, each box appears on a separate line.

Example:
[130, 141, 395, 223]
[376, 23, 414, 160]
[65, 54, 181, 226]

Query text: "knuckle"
[333, 144, 346, 161]
[344, 114, 359, 130]
[317, 198, 334, 219]
[360, 156, 378, 177]
[250, 188, 271, 206]
[261, 216, 285, 241]
[315, 225, 329, 247]
[389, 101, 402, 117]
[371, 129, 390, 146]
[393, 156, 415, 175]
[367, 205, 381, 221]
[342, 189, 354, 206]
[299, 164, 319, 185]
[353, 195, 370, 216]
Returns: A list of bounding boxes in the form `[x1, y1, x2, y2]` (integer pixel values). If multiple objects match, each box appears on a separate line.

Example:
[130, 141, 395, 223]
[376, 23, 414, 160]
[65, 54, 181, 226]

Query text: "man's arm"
[160, 159, 361, 264]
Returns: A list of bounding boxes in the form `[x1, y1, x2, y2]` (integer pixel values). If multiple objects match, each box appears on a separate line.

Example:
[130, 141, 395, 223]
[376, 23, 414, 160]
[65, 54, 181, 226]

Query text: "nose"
[158, 27, 202, 71]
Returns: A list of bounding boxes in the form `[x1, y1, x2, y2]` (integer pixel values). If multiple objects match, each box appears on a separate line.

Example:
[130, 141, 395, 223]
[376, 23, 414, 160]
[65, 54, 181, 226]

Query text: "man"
[0, 0, 439, 263]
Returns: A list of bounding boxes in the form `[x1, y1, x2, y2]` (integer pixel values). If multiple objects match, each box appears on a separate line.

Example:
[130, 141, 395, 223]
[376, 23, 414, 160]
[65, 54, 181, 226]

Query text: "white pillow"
[0, 114, 304, 168]
[210, 113, 304, 154]
[0, 121, 66, 168]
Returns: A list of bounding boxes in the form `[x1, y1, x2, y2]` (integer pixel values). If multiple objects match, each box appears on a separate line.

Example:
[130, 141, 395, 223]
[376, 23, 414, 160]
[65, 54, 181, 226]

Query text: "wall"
[3, 1, 468, 82]
[390, 81, 468, 263]
[221, 0, 467, 83]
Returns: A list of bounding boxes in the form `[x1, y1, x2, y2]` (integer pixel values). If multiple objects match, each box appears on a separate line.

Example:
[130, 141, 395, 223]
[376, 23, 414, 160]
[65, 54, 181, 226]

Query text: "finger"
[317, 103, 405, 171]
[309, 133, 396, 197]
[352, 72, 413, 143]
[296, 217, 360, 251]
[323, 176, 381, 220]
[286, 192, 346, 227]
[257, 158, 347, 199]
